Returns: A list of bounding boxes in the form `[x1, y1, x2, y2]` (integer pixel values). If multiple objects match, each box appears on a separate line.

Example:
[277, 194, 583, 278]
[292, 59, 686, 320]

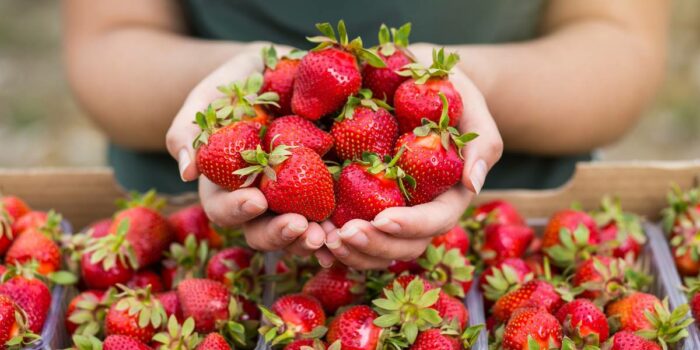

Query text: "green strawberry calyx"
[376, 23, 412, 57]
[219, 297, 255, 347]
[482, 264, 534, 302]
[417, 244, 474, 298]
[262, 45, 307, 70]
[413, 93, 478, 156]
[637, 297, 692, 348]
[258, 305, 327, 346]
[337, 88, 393, 122]
[113, 284, 168, 330]
[461, 324, 485, 349]
[593, 196, 646, 248]
[578, 257, 651, 307]
[68, 288, 117, 338]
[192, 105, 233, 149]
[83, 218, 139, 272]
[307, 20, 386, 68]
[213, 73, 279, 121]
[152, 316, 201, 349]
[397, 48, 459, 84]
[163, 234, 209, 289]
[115, 189, 166, 212]
[359, 149, 416, 200]
[661, 184, 700, 235]
[71, 334, 103, 350]
[234, 140, 295, 187]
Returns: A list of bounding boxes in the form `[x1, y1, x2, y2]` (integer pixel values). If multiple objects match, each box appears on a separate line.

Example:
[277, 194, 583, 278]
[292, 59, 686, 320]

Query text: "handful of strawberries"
[193, 21, 477, 225]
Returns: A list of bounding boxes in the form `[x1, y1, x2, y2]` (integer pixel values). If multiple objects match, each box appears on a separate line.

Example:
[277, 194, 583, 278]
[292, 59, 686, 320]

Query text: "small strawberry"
[395, 48, 463, 134]
[491, 280, 563, 324]
[0, 294, 38, 348]
[263, 115, 333, 156]
[11, 210, 48, 236]
[236, 144, 335, 221]
[478, 224, 534, 266]
[433, 292, 469, 331]
[604, 331, 661, 350]
[5, 211, 62, 274]
[102, 334, 152, 350]
[330, 152, 413, 227]
[210, 72, 278, 130]
[431, 225, 470, 255]
[502, 307, 563, 350]
[302, 264, 363, 314]
[572, 256, 650, 304]
[394, 93, 477, 205]
[331, 89, 398, 161]
[65, 289, 110, 336]
[593, 197, 646, 260]
[87, 218, 112, 238]
[0, 196, 30, 221]
[206, 247, 262, 297]
[104, 286, 167, 344]
[194, 107, 263, 191]
[542, 209, 600, 268]
[0, 274, 51, 333]
[259, 294, 326, 345]
[471, 200, 526, 227]
[81, 220, 138, 289]
[0, 196, 31, 256]
[197, 332, 232, 350]
[127, 270, 164, 293]
[156, 291, 183, 322]
[388, 259, 422, 275]
[261, 46, 305, 116]
[327, 305, 381, 350]
[555, 299, 609, 345]
[363, 23, 413, 104]
[168, 204, 223, 249]
[418, 245, 474, 298]
[479, 258, 534, 302]
[409, 329, 459, 350]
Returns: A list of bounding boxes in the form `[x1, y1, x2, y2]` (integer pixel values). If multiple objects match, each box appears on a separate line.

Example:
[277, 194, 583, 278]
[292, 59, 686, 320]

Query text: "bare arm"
[445, 0, 669, 155]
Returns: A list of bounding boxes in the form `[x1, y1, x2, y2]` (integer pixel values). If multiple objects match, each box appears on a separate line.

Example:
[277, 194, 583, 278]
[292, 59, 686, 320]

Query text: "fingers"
[371, 185, 472, 238]
[199, 177, 268, 227]
[325, 229, 393, 270]
[242, 213, 311, 251]
[313, 248, 335, 268]
[283, 222, 327, 256]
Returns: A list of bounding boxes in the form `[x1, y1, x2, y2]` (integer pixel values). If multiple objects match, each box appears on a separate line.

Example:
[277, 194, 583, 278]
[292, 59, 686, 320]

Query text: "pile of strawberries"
[194, 21, 477, 224]
[0, 195, 75, 348]
[469, 198, 691, 349]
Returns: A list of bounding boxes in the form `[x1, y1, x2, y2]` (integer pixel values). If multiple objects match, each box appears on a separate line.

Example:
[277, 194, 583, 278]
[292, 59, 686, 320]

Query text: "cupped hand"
[323, 43, 503, 270]
[166, 42, 325, 258]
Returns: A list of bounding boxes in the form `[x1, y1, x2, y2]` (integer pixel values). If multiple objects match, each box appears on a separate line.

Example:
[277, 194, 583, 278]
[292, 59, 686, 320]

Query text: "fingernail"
[470, 159, 488, 194]
[288, 222, 308, 234]
[338, 226, 358, 239]
[306, 230, 324, 249]
[316, 252, 334, 268]
[372, 218, 401, 233]
[178, 149, 191, 182]
[242, 200, 265, 215]
[334, 245, 350, 257]
[325, 231, 342, 249]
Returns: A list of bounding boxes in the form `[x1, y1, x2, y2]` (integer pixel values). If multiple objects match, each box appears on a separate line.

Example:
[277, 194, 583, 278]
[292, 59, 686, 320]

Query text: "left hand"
[321, 43, 503, 270]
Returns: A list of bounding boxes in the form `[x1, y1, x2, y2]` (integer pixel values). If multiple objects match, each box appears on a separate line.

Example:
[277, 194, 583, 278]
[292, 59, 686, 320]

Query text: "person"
[63, 0, 668, 270]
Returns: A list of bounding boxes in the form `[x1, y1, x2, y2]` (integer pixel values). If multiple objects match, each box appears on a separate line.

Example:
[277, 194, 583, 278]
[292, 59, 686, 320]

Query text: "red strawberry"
[692, 291, 700, 326]
[479, 224, 534, 266]
[662, 186, 700, 275]
[260, 294, 326, 345]
[237, 145, 335, 221]
[194, 107, 262, 191]
[542, 209, 600, 267]
[127, 270, 164, 293]
[0, 275, 51, 333]
[607, 294, 691, 346]
[605, 292, 660, 332]
[292, 21, 385, 120]
[593, 197, 645, 260]
[394, 48, 463, 134]
[104, 286, 167, 344]
[388, 260, 422, 275]
[11, 210, 48, 236]
[542, 209, 600, 249]
[210, 73, 277, 130]
[65, 289, 107, 335]
[555, 299, 609, 344]
[236, 294, 261, 322]
[156, 291, 182, 322]
[285, 339, 327, 350]
[103, 335, 152, 350]
[261, 46, 305, 116]
[88, 218, 113, 238]
[605, 331, 661, 350]
[302, 265, 362, 314]
[394, 93, 477, 205]
[491, 280, 563, 323]
[197, 333, 232, 350]
[472, 200, 526, 226]
[432, 225, 470, 255]
[0, 196, 31, 256]
[168, 204, 223, 248]
[331, 89, 398, 161]
[81, 213, 139, 289]
[327, 305, 381, 350]
[206, 247, 257, 294]
[433, 292, 469, 331]
[264, 115, 333, 156]
[410, 329, 460, 350]
[479, 257, 533, 302]
[363, 24, 413, 104]
[0, 294, 35, 347]
[177, 278, 235, 333]
[502, 307, 563, 350]
[331, 152, 411, 227]
[1, 196, 30, 221]
[6, 212, 62, 275]
[572, 256, 614, 300]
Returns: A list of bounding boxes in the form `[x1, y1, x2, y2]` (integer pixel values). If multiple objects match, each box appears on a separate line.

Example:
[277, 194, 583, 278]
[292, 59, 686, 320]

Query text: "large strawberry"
[477, 224, 534, 266]
[542, 209, 601, 268]
[331, 89, 398, 161]
[330, 151, 413, 227]
[104, 286, 167, 344]
[491, 280, 563, 324]
[261, 46, 305, 116]
[502, 307, 563, 350]
[394, 48, 463, 134]
[605, 331, 661, 350]
[292, 20, 385, 120]
[555, 299, 609, 345]
[327, 305, 381, 350]
[168, 204, 223, 248]
[0, 274, 51, 333]
[363, 23, 413, 104]
[263, 115, 333, 156]
[302, 264, 363, 313]
[6, 211, 62, 275]
[236, 145, 335, 221]
[0, 294, 37, 348]
[194, 106, 262, 191]
[210, 72, 278, 130]
[394, 93, 477, 205]
[176, 278, 244, 337]
[259, 294, 326, 346]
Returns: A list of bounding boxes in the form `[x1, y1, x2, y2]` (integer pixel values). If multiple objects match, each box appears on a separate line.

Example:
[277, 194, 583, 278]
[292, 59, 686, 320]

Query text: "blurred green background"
[0, 1, 698, 167]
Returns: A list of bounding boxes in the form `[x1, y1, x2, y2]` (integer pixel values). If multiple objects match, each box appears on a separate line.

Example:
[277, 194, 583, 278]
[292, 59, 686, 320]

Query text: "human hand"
[322, 43, 503, 270]
[166, 42, 327, 258]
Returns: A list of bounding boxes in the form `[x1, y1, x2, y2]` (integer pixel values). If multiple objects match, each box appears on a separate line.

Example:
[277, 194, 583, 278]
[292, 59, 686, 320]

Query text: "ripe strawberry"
[394, 93, 477, 205]
[542, 209, 599, 248]
[177, 278, 232, 333]
[572, 256, 649, 304]
[363, 24, 413, 104]
[261, 46, 305, 116]
[432, 225, 470, 255]
[65, 289, 108, 336]
[210, 72, 278, 129]
[607, 294, 691, 347]
[6, 211, 62, 275]
[433, 292, 469, 331]
[555, 299, 609, 345]
[410, 329, 459, 350]
[88, 218, 113, 238]
[605, 292, 660, 332]
[197, 332, 232, 350]
[479, 224, 534, 266]
[692, 291, 700, 326]
[491, 280, 563, 323]
[542, 209, 600, 267]
[206, 247, 260, 295]
[330, 152, 412, 227]
[419, 245, 474, 298]
[104, 286, 167, 344]
[0, 275, 51, 333]
[0, 294, 36, 347]
[260, 294, 326, 345]
[605, 331, 661, 350]
[479, 258, 533, 302]
[472, 200, 526, 226]
[0, 196, 31, 256]
[156, 291, 182, 322]
[593, 197, 646, 260]
[11, 210, 48, 236]
[127, 270, 164, 293]
[168, 204, 223, 249]
[237, 145, 335, 221]
[327, 305, 381, 350]
[302, 264, 362, 313]
[264, 115, 333, 156]
[330, 89, 398, 161]
[388, 260, 422, 275]
[102, 335, 152, 350]
[1, 196, 30, 221]
[285, 339, 327, 350]
[502, 307, 563, 350]
[292, 21, 385, 120]
[394, 48, 463, 134]
[81, 218, 137, 289]
[194, 107, 262, 191]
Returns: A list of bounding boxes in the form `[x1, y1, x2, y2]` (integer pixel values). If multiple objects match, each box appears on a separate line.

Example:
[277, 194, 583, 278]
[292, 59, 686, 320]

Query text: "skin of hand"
[165, 43, 331, 260]
[321, 44, 504, 270]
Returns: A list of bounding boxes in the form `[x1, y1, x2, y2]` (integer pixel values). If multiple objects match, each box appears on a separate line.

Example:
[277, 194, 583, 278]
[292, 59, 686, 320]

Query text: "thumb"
[166, 94, 204, 182]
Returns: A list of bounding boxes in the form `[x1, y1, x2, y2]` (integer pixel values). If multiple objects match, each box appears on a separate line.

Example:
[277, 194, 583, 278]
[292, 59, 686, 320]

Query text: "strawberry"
[472, 200, 526, 227]
[330, 89, 398, 161]
[542, 209, 600, 268]
[0, 196, 30, 221]
[0, 196, 31, 256]
[363, 24, 413, 104]
[88, 218, 113, 238]
[491, 280, 563, 324]
[432, 225, 470, 255]
[433, 292, 469, 331]
[210, 72, 278, 130]
[479, 258, 534, 302]
[388, 259, 422, 275]
[260, 294, 326, 345]
[65, 289, 108, 336]
[663, 187, 700, 275]
[197, 332, 232, 350]
[168, 204, 223, 249]
[604, 292, 660, 332]
[6, 211, 62, 275]
[156, 291, 182, 322]
[177, 278, 236, 333]
[263, 115, 333, 156]
[478, 224, 534, 266]
[194, 107, 263, 191]
[292, 21, 385, 120]
[206, 247, 261, 296]
[418, 245, 474, 298]
[394, 48, 463, 134]
[604, 331, 661, 350]
[236, 144, 335, 221]
[11, 210, 48, 236]
[410, 329, 459, 350]
[555, 299, 609, 345]
[285, 339, 329, 350]
[102, 335, 152, 350]
[151, 316, 201, 350]
[0, 294, 37, 348]
[302, 264, 363, 314]
[0, 275, 51, 333]
[127, 270, 164, 293]
[593, 197, 645, 260]
[502, 307, 563, 350]
[394, 93, 477, 205]
[261, 46, 305, 116]
[81, 219, 138, 289]
[330, 152, 412, 227]
[692, 291, 700, 326]
[327, 305, 381, 350]
[104, 286, 167, 344]
[572, 256, 650, 303]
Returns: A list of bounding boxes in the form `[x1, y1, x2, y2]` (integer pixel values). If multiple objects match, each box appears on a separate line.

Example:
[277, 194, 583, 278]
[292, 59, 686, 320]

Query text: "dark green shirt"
[109, 0, 591, 193]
